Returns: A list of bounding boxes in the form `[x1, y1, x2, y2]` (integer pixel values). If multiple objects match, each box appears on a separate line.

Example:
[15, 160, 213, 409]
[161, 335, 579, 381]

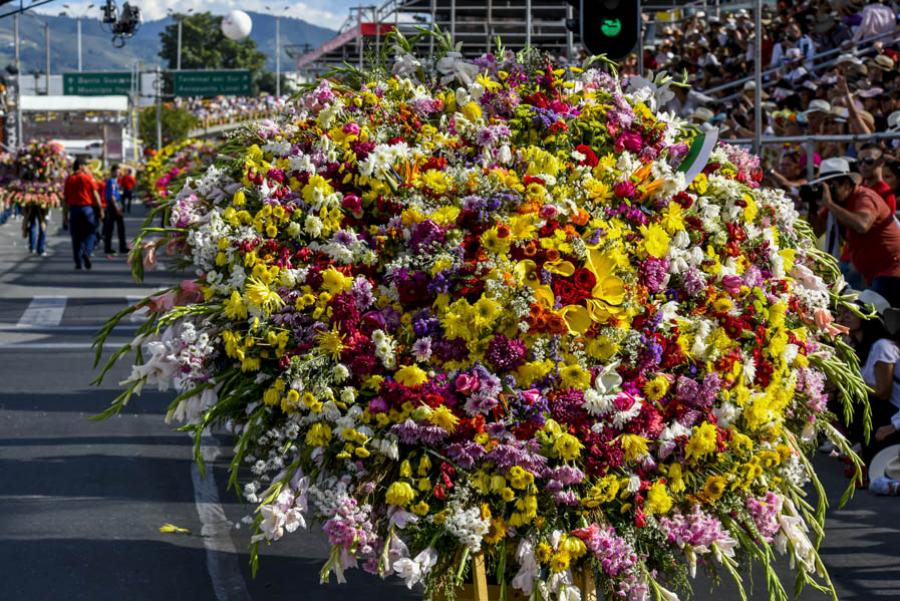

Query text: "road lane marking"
[16, 296, 67, 328]
[0, 342, 94, 350]
[193, 436, 251, 601]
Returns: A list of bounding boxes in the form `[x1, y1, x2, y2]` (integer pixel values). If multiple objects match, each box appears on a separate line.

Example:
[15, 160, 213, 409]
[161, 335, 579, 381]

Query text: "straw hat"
[869, 445, 900, 481]
[868, 55, 895, 72]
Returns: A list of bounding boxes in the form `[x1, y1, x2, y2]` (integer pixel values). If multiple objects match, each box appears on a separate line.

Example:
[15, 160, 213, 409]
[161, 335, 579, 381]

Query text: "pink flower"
[613, 181, 637, 199]
[539, 204, 558, 220]
[342, 194, 363, 218]
[147, 291, 176, 314]
[454, 373, 480, 395]
[721, 275, 743, 295]
[615, 131, 643, 153]
[521, 389, 541, 405]
[142, 242, 157, 271]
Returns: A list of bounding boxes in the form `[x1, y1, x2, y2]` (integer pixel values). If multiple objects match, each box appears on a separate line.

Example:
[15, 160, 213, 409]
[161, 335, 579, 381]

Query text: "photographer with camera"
[814, 157, 900, 307]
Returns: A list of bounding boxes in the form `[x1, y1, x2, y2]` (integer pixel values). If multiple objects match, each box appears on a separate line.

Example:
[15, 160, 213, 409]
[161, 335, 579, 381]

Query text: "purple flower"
[485, 334, 527, 371]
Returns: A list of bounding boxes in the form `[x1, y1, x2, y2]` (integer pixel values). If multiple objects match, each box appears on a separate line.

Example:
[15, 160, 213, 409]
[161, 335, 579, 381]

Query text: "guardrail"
[699, 28, 900, 100]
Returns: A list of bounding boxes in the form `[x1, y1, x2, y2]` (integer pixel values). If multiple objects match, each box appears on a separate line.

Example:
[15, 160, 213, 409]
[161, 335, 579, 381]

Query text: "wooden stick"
[472, 552, 490, 601]
[579, 566, 598, 601]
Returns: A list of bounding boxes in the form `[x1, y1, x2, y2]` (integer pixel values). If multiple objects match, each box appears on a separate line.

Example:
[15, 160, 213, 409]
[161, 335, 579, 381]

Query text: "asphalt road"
[0, 206, 898, 601]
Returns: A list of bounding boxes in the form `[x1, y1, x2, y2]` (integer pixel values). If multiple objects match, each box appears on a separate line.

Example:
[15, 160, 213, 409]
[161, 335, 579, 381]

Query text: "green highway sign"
[173, 70, 252, 97]
[63, 72, 133, 96]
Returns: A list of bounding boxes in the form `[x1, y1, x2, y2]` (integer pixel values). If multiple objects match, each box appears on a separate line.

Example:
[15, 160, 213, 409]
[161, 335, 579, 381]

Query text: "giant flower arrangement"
[139, 139, 218, 207]
[0, 141, 69, 209]
[98, 43, 869, 601]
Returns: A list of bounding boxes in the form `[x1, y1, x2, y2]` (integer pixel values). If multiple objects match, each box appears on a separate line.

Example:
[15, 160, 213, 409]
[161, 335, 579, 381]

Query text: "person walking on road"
[103, 164, 128, 257]
[23, 204, 49, 257]
[118, 167, 136, 214]
[63, 157, 104, 270]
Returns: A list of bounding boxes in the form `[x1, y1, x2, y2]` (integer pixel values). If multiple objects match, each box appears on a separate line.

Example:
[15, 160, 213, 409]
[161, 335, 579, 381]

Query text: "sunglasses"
[861, 157, 882, 165]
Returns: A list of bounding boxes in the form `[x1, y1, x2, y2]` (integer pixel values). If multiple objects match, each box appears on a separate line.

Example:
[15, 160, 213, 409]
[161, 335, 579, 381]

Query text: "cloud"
[38, 0, 353, 31]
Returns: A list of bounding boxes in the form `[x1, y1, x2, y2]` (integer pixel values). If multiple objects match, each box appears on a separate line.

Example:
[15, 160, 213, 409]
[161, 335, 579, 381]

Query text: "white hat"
[786, 48, 803, 60]
[888, 111, 900, 132]
[742, 80, 771, 99]
[809, 156, 862, 185]
[690, 107, 715, 123]
[836, 53, 864, 66]
[804, 99, 831, 115]
[869, 445, 900, 481]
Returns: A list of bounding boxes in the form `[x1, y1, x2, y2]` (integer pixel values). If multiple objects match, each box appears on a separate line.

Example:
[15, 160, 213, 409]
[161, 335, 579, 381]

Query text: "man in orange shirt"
[63, 158, 104, 270]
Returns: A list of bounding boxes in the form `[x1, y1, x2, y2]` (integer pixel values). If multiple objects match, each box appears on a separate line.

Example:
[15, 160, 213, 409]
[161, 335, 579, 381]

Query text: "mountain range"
[0, 11, 336, 74]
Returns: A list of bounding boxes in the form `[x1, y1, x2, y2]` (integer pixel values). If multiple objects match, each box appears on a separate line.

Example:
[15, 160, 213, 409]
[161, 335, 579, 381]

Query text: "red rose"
[572, 268, 597, 292]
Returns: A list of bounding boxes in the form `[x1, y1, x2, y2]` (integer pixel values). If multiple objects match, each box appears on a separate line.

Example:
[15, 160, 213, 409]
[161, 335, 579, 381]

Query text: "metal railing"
[700, 28, 900, 99]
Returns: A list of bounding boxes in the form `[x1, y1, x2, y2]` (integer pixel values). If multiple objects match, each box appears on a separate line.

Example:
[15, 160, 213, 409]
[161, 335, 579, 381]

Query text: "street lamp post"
[167, 9, 194, 70]
[62, 4, 95, 72]
[265, 5, 290, 97]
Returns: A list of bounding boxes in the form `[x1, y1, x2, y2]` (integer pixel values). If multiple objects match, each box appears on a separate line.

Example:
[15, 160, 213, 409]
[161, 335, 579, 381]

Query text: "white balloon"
[221, 10, 253, 41]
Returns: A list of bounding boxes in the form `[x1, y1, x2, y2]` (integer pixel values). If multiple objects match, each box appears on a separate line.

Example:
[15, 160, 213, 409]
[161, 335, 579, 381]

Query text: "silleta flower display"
[0, 141, 69, 209]
[139, 139, 218, 206]
[98, 43, 869, 601]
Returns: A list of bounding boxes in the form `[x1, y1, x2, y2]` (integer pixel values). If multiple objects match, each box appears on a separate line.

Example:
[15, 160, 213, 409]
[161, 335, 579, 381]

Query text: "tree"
[160, 12, 266, 76]
[139, 105, 198, 147]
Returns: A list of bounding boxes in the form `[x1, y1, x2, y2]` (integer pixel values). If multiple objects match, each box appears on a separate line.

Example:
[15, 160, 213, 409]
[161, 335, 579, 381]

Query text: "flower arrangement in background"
[0, 141, 69, 209]
[98, 37, 869, 601]
[138, 139, 218, 207]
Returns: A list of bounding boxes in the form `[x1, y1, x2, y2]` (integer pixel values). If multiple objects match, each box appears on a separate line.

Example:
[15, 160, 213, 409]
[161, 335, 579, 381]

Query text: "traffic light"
[566, 0, 641, 61]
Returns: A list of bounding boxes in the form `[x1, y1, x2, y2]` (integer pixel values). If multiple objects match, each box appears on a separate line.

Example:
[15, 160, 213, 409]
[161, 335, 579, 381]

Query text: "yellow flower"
[643, 375, 670, 401]
[508, 466, 534, 490]
[661, 201, 685, 233]
[553, 432, 583, 461]
[620, 434, 650, 463]
[641, 223, 671, 258]
[421, 169, 451, 195]
[320, 267, 353, 295]
[316, 328, 345, 360]
[385, 481, 417, 507]
[481, 227, 512, 256]
[428, 405, 459, 432]
[685, 422, 718, 463]
[560, 364, 591, 389]
[223, 290, 248, 320]
[305, 422, 332, 447]
[395, 365, 428, 387]
[245, 278, 285, 314]
[645, 481, 673, 516]
[472, 296, 501, 329]
[700, 474, 727, 503]
[460, 101, 483, 122]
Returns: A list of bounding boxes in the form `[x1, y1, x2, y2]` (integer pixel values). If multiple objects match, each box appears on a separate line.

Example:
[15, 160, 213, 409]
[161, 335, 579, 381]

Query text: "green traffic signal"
[600, 18, 622, 38]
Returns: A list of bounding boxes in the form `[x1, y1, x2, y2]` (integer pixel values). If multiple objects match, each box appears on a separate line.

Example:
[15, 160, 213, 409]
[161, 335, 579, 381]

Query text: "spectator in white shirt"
[853, 0, 897, 43]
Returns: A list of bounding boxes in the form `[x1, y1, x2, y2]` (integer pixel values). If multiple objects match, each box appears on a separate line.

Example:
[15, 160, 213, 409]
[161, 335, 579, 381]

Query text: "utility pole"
[14, 13, 21, 147]
[275, 14, 281, 97]
[44, 21, 50, 96]
[753, 0, 762, 155]
[155, 66, 162, 151]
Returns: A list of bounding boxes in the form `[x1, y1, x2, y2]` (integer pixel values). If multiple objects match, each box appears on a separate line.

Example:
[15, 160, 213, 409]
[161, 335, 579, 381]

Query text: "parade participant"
[118, 167, 136, 214]
[103, 164, 128, 256]
[63, 157, 103, 270]
[23, 203, 48, 257]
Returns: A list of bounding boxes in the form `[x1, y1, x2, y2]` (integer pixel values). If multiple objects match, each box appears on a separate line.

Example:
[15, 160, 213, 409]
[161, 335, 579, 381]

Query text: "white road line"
[0, 325, 140, 334]
[193, 436, 251, 601]
[16, 296, 67, 328]
[0, 343, 94, 350]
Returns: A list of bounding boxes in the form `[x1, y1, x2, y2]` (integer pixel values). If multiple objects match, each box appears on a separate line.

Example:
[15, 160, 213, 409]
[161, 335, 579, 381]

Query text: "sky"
[37, 0, 363, 31]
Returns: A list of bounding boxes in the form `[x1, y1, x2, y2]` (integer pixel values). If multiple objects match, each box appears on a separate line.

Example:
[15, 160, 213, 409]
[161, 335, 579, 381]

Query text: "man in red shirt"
[816, 157, 900, 306]
[63, 157, 104, 270]
[118, 167, 136, 214]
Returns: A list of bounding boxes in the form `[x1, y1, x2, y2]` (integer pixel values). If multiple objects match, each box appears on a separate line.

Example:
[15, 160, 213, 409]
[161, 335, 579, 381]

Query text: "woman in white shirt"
[850, 290, 900, 462]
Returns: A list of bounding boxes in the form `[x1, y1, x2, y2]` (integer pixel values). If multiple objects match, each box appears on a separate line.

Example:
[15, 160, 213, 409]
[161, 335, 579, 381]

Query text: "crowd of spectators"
[175, 95, 287, 128]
